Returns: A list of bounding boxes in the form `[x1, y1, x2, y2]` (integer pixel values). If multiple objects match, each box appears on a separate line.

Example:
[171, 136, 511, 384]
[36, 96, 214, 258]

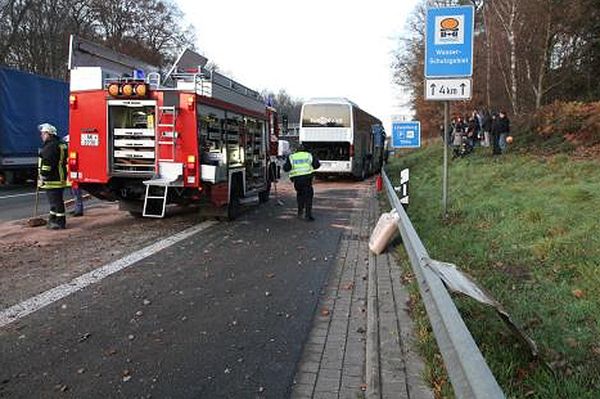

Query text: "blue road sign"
[425, 5, 474, 78]
[392, 121, 421, 148]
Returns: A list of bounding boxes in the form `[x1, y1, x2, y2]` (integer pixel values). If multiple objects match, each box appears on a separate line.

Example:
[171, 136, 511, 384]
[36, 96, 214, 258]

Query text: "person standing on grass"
[466, 116, 479, 149]
[497, 111, 511, 153]
[481, 109, 492, 147]
[451, 116, 467, 157]
[491, 112, 502, 155]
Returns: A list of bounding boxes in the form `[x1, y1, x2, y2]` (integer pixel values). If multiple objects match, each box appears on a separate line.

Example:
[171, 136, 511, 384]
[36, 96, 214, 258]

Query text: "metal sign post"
[443, 101, 449, 218]
[425, 5, 474, 219]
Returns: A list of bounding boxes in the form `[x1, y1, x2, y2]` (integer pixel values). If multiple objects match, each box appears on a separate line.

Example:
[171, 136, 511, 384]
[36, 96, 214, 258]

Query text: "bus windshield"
[301, 104, 351, 128]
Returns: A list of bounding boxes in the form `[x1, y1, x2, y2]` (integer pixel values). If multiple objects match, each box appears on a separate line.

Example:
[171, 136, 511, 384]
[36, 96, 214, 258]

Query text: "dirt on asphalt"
[0, 202, 211, 309]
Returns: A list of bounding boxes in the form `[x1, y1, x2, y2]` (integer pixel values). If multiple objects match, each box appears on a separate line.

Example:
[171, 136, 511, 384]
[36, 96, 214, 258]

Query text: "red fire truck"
[67, 36, 279, 218]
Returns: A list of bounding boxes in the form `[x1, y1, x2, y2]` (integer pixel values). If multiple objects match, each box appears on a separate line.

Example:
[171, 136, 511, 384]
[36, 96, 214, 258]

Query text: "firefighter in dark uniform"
[38, 123, 69, 229]
[283, 144, 320, 221]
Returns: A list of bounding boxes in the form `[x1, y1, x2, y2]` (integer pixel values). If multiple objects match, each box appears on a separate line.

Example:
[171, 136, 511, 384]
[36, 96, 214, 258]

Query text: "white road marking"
[0, 220, 218, 328]
[0, 192, 36, 200]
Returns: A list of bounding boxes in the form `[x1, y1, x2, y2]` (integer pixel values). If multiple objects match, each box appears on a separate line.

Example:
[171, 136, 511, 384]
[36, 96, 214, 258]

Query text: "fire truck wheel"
[259, 181, 271, 203]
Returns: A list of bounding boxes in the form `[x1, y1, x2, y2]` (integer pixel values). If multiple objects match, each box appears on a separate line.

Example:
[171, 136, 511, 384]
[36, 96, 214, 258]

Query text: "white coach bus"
[299, 98, 385, 179]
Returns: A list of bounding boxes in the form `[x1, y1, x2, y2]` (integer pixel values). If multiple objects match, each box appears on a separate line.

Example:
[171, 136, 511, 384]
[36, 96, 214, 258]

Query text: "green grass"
[385, 143, 600, 398]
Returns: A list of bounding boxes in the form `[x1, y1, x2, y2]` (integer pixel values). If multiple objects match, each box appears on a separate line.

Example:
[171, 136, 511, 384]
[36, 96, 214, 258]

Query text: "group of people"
[37, 123, 84, 230]
[444, 109, 511, 158]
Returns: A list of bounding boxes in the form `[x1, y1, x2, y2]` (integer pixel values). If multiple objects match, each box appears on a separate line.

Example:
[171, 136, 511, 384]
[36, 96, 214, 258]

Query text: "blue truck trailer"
[0, 66, 69, 183]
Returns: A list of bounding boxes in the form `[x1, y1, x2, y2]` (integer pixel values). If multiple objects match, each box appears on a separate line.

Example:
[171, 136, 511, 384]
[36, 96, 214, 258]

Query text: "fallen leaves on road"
[105, 348, 118, 356]
[54, 384, 68, 392]
[78, 333, 91, 343]
[122, 370, 132, 382]
[265, 273, 275, 279]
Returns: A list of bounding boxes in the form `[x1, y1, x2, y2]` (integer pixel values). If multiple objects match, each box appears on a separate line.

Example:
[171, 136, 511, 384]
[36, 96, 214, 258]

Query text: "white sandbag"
[369, 209, 400, 255]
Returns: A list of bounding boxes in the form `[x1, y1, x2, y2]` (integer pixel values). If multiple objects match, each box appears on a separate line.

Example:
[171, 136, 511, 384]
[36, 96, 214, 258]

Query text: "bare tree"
[0, 0, 196, 79]
[0, 0, 34, 64]
[490, 0, 520, 114]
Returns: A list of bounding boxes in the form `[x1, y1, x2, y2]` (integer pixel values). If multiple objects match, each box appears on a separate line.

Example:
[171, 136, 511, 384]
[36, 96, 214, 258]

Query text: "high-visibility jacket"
[38, 136, 69, 189]
[288, 151, 315, 178]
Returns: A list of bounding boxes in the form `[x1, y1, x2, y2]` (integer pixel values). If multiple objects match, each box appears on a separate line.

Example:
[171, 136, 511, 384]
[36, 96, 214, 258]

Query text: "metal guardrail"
[381, 168, 505, 399]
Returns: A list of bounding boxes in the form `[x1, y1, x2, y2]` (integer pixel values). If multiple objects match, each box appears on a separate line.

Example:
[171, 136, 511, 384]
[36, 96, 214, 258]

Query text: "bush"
[533, 101, 600, 146]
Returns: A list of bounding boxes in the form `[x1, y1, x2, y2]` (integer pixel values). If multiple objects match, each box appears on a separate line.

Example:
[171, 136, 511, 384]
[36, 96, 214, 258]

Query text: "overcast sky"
[176, 0, 419, 133]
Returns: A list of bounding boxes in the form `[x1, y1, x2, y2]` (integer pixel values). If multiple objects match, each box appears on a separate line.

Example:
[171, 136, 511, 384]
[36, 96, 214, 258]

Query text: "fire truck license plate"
[81, 134, 99, 146]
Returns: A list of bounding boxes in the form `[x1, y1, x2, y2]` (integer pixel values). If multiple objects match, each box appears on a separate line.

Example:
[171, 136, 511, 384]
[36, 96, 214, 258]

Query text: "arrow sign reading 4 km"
[425, 78, 472, 101]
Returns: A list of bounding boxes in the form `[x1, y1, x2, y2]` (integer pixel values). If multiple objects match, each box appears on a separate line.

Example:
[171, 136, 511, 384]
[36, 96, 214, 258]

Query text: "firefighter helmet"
[38, 123, 57, 135]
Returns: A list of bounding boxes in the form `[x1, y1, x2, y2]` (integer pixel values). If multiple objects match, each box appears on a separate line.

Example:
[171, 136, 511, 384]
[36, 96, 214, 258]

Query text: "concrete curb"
[366, 249, 380, 399]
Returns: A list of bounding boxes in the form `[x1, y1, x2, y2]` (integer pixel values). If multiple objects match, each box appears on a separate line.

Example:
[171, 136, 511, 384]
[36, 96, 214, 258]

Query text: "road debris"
[78, 333, 91, 343]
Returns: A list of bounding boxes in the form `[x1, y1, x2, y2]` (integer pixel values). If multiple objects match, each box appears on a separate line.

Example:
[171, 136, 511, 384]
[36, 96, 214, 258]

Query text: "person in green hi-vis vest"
[283, 143, 320, 221]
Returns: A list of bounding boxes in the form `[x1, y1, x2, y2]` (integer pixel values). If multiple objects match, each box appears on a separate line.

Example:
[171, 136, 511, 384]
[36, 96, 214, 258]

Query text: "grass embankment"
[385, 143, 600, 398]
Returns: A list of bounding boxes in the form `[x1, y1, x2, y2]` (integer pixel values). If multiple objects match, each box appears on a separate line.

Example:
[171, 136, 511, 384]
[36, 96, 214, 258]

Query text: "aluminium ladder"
[142, 106, 182, 217]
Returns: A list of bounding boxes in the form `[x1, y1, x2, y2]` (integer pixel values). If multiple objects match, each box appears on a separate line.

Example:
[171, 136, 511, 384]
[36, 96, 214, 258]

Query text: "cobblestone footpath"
[290, 182, 433, 399]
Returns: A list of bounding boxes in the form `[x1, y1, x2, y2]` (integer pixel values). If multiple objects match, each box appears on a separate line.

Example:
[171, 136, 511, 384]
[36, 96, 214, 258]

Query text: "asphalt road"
[0, 184, 89, 222]
[0, 180, 365, 398]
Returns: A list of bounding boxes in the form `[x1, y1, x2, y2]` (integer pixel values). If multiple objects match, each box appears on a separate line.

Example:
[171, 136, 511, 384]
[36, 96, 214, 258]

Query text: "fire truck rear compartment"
[108, 104, 157, 176]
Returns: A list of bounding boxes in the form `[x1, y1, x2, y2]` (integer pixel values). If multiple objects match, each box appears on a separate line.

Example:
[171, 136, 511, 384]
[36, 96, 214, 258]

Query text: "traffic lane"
[0, 202, 210, 309]
[0, 184, 37, 221]
[0, 180, 366, 398]
[0, 184, 83, 222]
